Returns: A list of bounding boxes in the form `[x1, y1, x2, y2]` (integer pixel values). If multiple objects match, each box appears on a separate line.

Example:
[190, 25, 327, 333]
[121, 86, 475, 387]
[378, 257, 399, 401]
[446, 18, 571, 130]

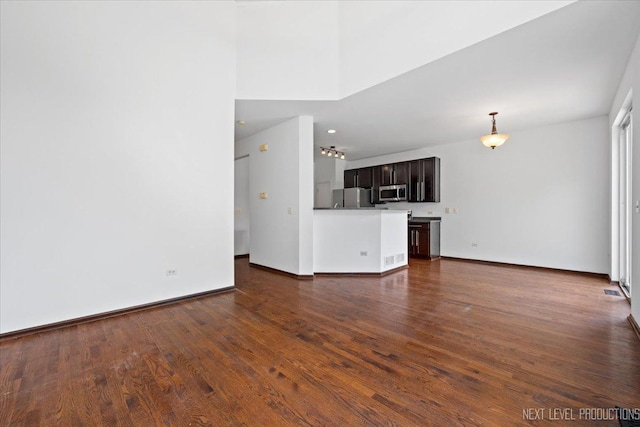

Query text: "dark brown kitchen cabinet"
[408, 220, 440, 259]
[396, 162, 409, 185]
[377, 162, 409, 186]
[372, 166, 381, 189]
[344, 167, 373, 189]
[344, 169, 358, 188]
[409, 157, 440, 202]
[358, 167, 373, 188]
[346, 157, 439, 202]
[380, 164, 392, 186]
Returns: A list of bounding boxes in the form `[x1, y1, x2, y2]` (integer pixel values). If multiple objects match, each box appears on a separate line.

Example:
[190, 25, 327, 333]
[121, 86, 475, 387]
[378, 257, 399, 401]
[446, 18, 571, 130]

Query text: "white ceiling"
[235, 1, 640, 161]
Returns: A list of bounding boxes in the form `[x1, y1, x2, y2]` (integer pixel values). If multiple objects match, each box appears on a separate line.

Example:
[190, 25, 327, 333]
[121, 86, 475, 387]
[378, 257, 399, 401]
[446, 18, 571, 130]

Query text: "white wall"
[236, 1, 340, 100]
[236, 117, 314, 276]
[234, 157, 250, 256]
[0, 1, 236, 333]
[609, 31, 640, 323]
[348, 116, 610, 274]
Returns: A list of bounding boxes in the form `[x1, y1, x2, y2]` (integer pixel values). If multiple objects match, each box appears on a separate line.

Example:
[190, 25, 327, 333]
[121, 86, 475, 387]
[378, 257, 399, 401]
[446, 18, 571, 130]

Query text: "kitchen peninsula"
[313, 209, 408, 274]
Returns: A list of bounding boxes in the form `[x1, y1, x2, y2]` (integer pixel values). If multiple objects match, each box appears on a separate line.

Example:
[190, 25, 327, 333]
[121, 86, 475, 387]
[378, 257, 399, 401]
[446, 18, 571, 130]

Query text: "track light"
[319, 146, 345, 160]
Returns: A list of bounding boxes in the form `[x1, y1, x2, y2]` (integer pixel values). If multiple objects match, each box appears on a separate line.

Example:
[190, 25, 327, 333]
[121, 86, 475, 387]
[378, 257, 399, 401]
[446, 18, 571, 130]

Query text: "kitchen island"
[313, 208, 408, 274]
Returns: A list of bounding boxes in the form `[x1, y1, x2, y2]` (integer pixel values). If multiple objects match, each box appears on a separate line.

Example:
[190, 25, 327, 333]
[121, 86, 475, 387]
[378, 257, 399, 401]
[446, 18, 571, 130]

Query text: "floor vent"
[384, 256, 395, 266]
[604, 289, 622, 296]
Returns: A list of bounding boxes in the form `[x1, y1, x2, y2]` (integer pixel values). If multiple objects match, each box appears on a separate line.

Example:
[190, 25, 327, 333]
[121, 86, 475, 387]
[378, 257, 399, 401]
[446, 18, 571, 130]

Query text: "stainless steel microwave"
[378, 184, 407, 202]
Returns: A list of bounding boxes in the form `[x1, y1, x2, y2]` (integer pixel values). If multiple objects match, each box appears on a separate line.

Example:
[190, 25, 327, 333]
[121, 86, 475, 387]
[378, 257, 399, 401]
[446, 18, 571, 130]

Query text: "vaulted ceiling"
[235, 1, 640, 160]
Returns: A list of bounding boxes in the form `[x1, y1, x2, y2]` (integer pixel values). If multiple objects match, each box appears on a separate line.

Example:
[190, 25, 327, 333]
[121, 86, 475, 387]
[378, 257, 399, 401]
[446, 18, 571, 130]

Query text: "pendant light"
[480, 112, 509, 149]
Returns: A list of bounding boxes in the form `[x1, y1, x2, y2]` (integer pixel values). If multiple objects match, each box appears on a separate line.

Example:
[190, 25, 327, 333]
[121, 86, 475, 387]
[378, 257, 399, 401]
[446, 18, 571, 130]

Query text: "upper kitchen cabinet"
[409, 157, 440, 202]
[344, 169, 358, 188]
[346, 157, 439, 202]
[344, 167, 373, 189]
[358, 167, 373, 188]
[375, 162, 409, 187]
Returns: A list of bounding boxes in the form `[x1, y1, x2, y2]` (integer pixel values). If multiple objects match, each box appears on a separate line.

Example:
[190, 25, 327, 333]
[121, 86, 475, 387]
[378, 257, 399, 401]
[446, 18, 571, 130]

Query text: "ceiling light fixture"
[320, 146, 345, 160]
[236, 120, 247, 125]
[327, 129, 336, 134]
[480, 112, 509, 149]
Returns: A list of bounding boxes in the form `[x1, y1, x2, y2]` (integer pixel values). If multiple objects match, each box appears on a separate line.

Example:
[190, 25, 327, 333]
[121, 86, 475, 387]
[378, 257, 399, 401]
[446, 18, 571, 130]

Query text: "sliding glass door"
[619, 111, 632, 298]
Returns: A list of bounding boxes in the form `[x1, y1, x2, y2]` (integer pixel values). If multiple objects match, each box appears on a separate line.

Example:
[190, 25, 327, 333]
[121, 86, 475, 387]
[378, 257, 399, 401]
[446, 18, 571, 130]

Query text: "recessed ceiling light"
[237, 120, 247, 125]
[327, 129, 336, 134]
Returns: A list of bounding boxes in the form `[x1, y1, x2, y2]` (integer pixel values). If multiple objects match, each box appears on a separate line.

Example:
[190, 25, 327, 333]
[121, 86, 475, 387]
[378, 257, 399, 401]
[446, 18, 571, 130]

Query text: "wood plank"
[0, 258, 638, 426]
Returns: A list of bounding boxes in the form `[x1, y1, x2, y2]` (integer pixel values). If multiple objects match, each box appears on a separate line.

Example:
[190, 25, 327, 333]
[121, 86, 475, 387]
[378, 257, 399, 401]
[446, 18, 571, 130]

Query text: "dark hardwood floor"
[1, 258, 639, 426]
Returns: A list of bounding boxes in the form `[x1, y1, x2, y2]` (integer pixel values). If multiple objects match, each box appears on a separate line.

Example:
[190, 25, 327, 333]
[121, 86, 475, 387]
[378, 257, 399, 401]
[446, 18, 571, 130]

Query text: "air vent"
[384, 256, 395, 266]
[396, 253, 405, 263]
[604, 289, 621, 296]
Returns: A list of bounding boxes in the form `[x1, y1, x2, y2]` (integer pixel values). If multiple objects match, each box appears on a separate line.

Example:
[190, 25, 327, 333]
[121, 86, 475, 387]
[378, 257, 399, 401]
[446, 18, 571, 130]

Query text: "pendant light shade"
[480, 112, 509, 149]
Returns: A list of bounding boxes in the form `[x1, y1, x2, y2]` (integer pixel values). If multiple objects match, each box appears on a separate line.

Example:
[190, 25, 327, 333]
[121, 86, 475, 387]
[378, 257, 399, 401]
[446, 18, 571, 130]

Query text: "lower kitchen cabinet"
[408, 220, 440, 259]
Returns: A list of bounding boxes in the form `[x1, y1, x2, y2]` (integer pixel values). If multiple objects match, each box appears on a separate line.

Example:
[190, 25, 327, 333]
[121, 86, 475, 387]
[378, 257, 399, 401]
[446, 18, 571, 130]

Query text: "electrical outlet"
[166, 269, 177, 277]
[453, 207, 459, 214]
[445, 208, 450, 214]
[234, 209, 241, 216]
[287, 207, 293, 214]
